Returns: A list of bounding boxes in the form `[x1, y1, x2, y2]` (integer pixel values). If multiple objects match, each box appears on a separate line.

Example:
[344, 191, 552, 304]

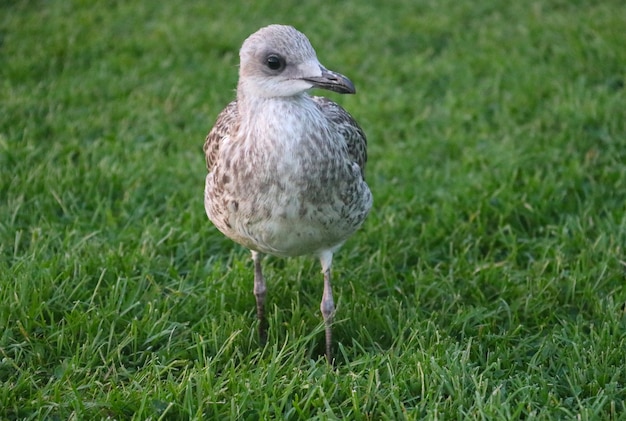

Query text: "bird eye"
[265, 54, 285, 71]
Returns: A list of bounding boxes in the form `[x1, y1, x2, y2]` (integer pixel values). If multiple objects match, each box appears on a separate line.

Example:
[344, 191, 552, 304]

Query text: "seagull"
[203, 24, 372, 363]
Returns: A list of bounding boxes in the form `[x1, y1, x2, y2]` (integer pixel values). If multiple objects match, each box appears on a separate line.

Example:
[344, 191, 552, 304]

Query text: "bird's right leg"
[251, 250, 267, 345]
[319, 250, 335, 364]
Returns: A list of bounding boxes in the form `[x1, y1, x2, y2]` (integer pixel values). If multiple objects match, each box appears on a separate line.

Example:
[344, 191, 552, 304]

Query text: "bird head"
[237, 25, 356, 99]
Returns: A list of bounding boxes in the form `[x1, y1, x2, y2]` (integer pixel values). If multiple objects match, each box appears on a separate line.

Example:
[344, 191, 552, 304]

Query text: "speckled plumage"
[203, 25, 372, 362]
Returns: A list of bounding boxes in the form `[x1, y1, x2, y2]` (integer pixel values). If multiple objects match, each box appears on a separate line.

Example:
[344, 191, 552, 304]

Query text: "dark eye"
[266, 54, 285, 71]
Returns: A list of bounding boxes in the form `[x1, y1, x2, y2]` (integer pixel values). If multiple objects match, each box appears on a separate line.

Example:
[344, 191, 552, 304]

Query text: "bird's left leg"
[251, 250, 268, 345]
[319, 250, 335, 364]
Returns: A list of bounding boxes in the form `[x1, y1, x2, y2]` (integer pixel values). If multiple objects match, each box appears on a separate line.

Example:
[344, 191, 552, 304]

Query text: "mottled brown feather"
[203, 101, 238, 172]
[205, 97, 367, 179]
[311, 96, 368, 178]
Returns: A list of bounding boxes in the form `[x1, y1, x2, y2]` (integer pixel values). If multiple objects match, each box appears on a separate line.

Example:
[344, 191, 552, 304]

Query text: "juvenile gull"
[203, 24, 372, 363]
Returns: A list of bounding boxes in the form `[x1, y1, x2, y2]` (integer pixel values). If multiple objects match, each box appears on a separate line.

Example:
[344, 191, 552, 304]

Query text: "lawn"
[1, 0, 625, 419]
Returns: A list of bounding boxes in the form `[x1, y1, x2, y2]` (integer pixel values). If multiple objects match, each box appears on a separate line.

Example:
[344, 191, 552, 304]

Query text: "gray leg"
[251, 251, 267, 345]
[319, 251, 335, 363]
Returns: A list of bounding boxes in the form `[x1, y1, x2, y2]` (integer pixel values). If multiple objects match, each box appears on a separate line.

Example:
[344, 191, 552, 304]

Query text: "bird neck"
[237, 92, 323, 129]
[237, 88, 310, 111]
[235, 92, 332, 154]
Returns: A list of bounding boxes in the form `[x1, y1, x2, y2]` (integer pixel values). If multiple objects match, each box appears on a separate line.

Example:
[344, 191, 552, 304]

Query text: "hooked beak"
[302, 66, 356, 94]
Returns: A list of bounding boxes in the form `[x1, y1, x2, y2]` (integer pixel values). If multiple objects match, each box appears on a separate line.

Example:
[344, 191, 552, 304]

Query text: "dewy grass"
[1, 0, 625, 419]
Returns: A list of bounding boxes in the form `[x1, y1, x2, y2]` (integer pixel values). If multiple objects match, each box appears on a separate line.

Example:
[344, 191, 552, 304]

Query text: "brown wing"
[203, 100, 238, 172]
[311, 96, 368, 178]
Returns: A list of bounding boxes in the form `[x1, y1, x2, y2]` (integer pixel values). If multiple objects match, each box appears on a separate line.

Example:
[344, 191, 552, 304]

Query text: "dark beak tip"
[305, 68, 357, 95]
[329, 70, 356, 95]
[339, 77, 356, 94]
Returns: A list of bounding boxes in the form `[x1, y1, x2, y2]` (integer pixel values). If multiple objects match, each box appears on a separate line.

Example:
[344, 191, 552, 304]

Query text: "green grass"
[1, 0, 625, 419]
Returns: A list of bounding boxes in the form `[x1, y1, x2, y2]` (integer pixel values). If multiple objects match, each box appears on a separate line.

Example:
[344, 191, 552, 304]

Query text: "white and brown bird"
[203, 24, 372, 363]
